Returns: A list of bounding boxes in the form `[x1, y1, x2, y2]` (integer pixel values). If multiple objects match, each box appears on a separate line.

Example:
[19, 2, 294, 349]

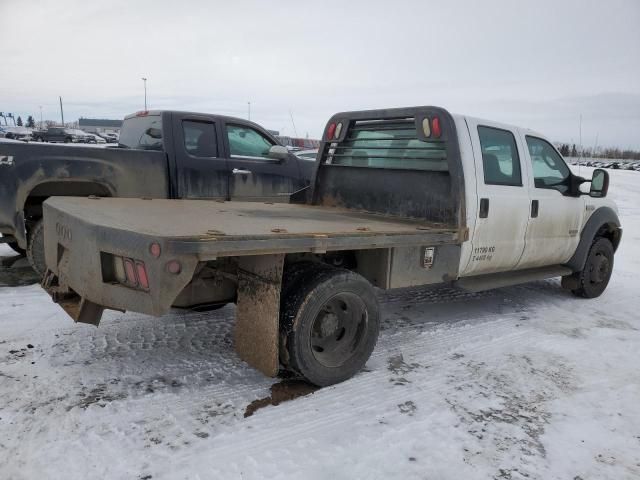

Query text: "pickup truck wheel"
[570, 237, 614, 299]
[26, 219, 47, 276]
[280, 264, 380, 386]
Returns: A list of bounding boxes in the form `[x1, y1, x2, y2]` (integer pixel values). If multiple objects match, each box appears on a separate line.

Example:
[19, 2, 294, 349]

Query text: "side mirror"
[590, 168, 609, 198]
[268, 145, 289, 161]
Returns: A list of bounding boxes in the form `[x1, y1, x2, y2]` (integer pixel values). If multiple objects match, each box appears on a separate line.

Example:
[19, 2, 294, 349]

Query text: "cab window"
[226, 125, 274, 159]
[478, 126, 522, 186]
[183, 120, 217, 157]
[526, 136, 571, 193]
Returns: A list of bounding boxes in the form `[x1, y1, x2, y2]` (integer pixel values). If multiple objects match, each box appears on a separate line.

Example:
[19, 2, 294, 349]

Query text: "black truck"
[0, 110, 313, 273]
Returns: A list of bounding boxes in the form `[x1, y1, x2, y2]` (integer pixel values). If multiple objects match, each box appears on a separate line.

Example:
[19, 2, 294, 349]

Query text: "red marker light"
[167, 260, 181, 275]
[136, 262, 149, 290]
[431, 116, 442, 138]
[149, 242, 161, 258]
[326, 123, 336, 140]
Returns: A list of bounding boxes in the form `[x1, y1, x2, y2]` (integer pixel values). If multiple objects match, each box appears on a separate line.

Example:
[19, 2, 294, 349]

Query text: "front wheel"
[568, 237, 614, 298]
[280, 264, 380, 386]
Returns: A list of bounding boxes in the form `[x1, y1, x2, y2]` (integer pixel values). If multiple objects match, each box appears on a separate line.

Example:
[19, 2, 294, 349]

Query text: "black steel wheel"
[280, 263, 379, 386]
[570, 237, 614, 298]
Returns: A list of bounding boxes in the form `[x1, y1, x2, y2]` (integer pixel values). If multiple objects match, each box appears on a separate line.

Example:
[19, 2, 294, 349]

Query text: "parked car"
[0, 110, 314, 273]
[98, 132, 119, 143]
[2, 127, 33, 142]
[39, 106, 621, 386]
[32, 127, 88, 143]
[294, 148, 319, 160]
[84, 133, 106, 144]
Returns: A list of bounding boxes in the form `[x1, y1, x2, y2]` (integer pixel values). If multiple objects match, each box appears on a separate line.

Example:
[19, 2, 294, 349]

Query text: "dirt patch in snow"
[244, 379, 319, 417]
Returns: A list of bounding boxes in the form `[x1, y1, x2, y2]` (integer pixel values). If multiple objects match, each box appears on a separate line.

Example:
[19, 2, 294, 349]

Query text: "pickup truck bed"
[45, 197, 461, 258]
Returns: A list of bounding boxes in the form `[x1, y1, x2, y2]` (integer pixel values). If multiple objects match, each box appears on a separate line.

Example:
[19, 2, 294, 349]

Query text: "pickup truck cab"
[41, 106, 622, 386]
[0, 110, 312, 273]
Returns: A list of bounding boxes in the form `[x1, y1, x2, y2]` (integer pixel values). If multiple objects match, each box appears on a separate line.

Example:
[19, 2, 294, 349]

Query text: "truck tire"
[280, 263, 380, 386]
[26, 219, 47, 276]
[569, 237, 614, 299]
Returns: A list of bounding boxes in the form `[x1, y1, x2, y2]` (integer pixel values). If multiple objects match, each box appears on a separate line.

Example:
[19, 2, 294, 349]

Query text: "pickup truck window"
[329, 118, 448, 171]
[183, 120, 218, 157]
[226, 125, 274, 159]
[526, 135, 571, 192]
[478, 126, 522, 186]
[119, 114, 163, 151]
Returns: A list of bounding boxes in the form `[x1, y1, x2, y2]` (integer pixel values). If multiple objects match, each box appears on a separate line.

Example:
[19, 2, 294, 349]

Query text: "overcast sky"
[1, 0, 638, 148]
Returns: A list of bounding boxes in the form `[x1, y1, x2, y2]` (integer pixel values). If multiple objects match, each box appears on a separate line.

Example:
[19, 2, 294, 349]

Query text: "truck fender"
[13, 180, 114, 248]
[564, 206, 622, 272]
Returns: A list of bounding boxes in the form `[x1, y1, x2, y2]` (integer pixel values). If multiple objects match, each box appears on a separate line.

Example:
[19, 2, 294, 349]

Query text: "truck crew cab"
[41, 106, 621, 387]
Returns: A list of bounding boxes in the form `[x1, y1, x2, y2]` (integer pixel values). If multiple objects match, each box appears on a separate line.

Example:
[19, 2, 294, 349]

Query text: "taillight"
[431, 116, 442, 138]
[136, 261, 149, 290]
[422, 118, 431, 137]
[123, 258, 137, 286]
[334, 122, 343, 139]
[113, 256, 127, 284]
[326, 123, 336, 140]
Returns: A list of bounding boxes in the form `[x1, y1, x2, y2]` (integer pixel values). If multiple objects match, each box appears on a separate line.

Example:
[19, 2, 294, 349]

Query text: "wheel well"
[24, 182, 112, 220]
[596, 222, 622, 251]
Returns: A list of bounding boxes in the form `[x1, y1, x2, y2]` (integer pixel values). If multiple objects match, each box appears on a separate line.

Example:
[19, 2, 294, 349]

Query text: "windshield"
[119, 114, 163, 151]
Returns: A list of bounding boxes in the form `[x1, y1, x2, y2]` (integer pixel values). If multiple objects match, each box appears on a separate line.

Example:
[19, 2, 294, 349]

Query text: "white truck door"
[460, 120, 531, 276]
[516, 134, 584, 268]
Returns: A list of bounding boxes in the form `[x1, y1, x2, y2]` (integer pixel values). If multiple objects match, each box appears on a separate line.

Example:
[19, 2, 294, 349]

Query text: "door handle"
[479, 198, 489, 218]
[232, 168, 252, 175]
[531, 200, 539, 218]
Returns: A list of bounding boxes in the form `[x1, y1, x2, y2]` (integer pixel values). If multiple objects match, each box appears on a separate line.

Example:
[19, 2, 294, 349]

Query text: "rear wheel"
[568, 237, 614, 298]
[280, 263, 380, 386]
[26, 219, 46, 276]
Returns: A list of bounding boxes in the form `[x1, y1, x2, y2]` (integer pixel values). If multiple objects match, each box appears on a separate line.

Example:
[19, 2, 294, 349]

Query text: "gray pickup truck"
[0, 110, 312, 273]
[41, 106, 621, 387]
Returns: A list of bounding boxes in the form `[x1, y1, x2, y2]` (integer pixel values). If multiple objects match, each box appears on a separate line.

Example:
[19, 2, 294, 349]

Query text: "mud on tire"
[280, 262, 380, 387]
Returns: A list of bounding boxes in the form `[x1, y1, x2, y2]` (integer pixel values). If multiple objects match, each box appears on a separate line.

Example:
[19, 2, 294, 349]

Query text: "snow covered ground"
[0, 168, 639, 480]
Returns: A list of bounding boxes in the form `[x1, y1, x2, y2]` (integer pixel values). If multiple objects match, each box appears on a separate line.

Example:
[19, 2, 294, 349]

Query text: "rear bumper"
[43, 200, 199, 322]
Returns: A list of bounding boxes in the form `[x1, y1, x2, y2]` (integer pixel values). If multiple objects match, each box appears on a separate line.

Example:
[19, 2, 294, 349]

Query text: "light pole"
[247, 101, 251, 121]
[39, 106, 43, 129]
[142, 77, 148, 111]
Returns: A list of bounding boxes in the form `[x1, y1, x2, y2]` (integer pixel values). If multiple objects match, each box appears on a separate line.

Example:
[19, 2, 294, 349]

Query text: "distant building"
[78, 118, 123, 134]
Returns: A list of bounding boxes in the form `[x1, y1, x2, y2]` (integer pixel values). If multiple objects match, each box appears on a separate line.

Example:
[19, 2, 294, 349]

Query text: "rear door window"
[182, 120, 218, 157]
[477, 126, 522, 186]
[119, 114, 163, 151]
[226, 125, 274, 159]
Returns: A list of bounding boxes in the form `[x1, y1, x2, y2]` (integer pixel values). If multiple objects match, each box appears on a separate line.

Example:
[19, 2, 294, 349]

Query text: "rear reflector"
[326, 123, 336, 140]
[136, 261, 149, 290]
[431, 116, 442, 138]
[123, 258, 137, 286]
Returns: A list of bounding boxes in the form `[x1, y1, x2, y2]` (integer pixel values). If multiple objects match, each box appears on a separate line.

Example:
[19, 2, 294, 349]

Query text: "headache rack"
[325, 116, 448, 172]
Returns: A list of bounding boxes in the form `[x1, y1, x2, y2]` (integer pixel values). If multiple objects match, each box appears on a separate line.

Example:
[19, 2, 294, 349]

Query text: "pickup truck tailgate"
[43, 197, 463, 317]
